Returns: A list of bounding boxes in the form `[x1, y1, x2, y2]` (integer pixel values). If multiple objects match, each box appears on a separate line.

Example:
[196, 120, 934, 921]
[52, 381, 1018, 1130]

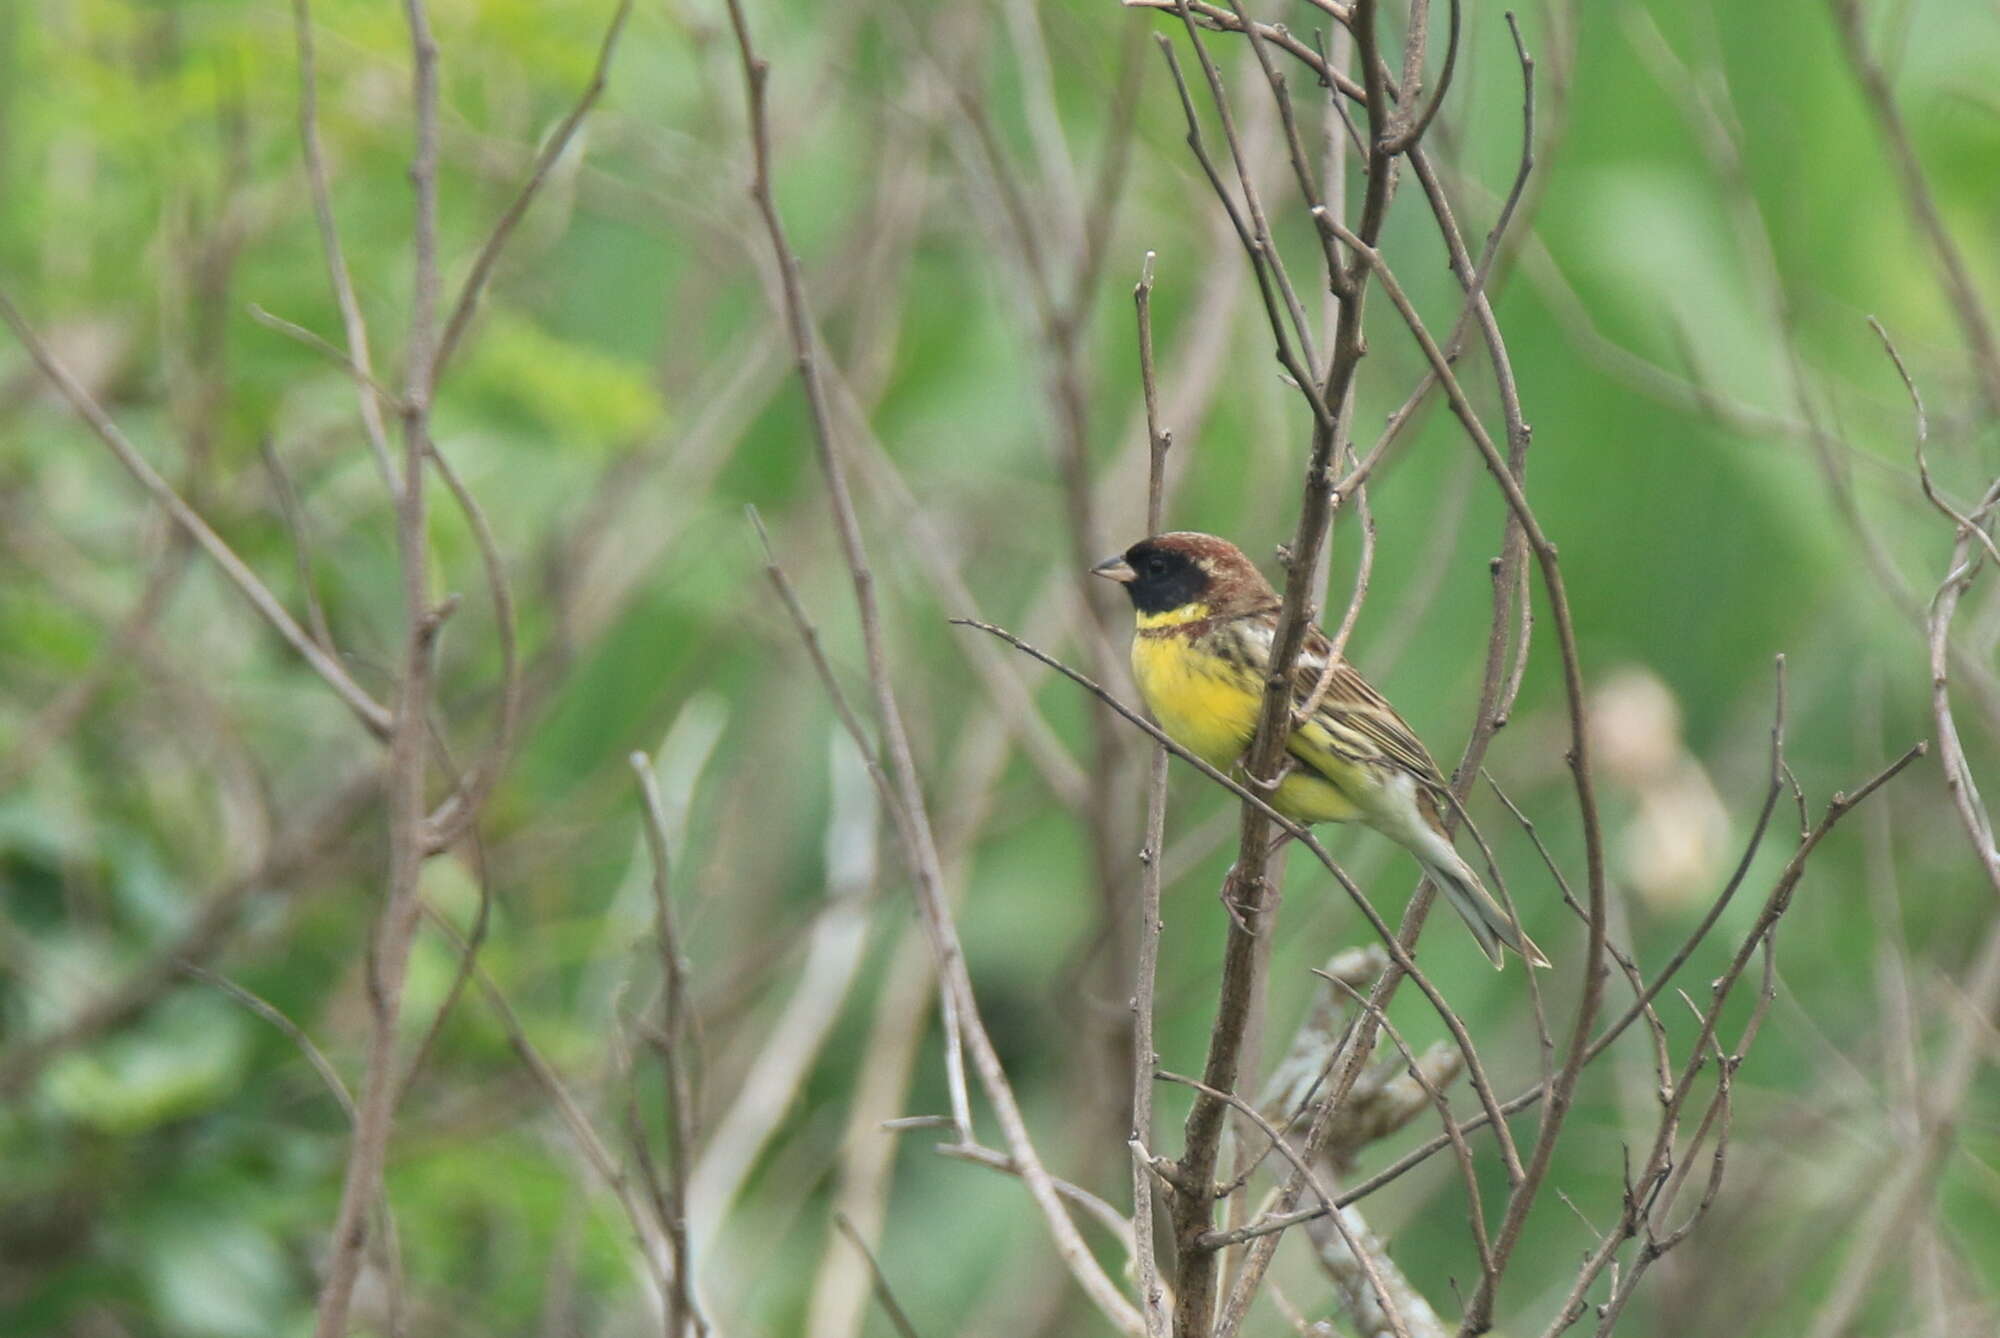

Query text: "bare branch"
[1132, 247, 1173, 1338]
[312, 2, 445, 1329]
[1157, 5, 1409, 1327]
[720, 3, 1142, 1327]
[1381, 0, 1460, 155]
[632, 751, 706, 1338]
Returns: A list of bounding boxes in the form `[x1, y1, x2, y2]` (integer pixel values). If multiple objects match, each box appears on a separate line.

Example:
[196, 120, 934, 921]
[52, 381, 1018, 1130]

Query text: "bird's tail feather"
[1417, 846, 1550, 970]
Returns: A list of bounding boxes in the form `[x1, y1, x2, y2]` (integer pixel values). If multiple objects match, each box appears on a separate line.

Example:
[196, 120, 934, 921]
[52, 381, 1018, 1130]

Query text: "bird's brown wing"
[1218, 612, 1450, 788]
[1286, 623, 1450, 789]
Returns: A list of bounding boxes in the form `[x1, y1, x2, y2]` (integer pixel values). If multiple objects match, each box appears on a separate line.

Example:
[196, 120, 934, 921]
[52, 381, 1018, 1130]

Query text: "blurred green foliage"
[1, 1, 1997, 1335]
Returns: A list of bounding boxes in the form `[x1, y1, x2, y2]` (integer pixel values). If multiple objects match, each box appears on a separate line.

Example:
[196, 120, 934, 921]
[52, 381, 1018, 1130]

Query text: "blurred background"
[1, 0, 1996, 1334]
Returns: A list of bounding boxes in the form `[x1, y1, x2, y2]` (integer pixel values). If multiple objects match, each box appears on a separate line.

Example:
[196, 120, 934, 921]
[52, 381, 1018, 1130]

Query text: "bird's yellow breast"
[1130, 620, 1368, 826]
[1129, 628, 1260, 771]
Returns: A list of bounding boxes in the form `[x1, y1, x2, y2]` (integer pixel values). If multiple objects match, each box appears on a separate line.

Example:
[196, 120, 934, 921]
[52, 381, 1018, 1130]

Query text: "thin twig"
[932, 1142, 1139, 1254]
[1486, 773, 1670, 1091]
[1185, 1, 1323, 375]
[833, 1213, 926, 1338]
[290, 0, 400, 490]
[417, 438, 521, 851]
[1870, 317, 2000, 568]
[0, 289, 394, 740]
[393, 760, 493, 1107]
[183, 963, 356, 1121]
[1829, 0, 2000, 417]
[632, 751, 705, 1338]
[248, 303, 409, 414]
[431, 0, 635, 387]
[428, 902, 678, 1307]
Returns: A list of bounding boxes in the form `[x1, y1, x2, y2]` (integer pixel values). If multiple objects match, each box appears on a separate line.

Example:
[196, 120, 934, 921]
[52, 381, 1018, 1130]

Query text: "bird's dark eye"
[1147, 554, 1168, 575]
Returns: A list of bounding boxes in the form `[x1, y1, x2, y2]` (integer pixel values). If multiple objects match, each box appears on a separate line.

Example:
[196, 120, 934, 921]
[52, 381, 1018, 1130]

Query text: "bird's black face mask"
[1093, 541, 1208, 615]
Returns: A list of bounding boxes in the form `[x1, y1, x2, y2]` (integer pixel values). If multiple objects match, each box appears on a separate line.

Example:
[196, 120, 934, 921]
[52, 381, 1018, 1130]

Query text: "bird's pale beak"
[1092, 555, 1137, 584]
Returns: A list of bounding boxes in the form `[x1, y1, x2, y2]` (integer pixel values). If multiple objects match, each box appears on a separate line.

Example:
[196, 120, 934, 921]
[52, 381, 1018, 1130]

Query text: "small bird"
[1094, 531, 1547, 968]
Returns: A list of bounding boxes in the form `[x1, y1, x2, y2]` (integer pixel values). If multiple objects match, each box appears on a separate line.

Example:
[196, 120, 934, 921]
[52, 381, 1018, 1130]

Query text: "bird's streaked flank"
[1095, 531, 1548, 968]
